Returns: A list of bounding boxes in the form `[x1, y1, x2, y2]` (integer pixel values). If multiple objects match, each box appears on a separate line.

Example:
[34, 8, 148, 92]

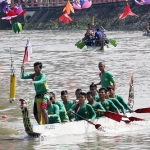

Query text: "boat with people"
[19, 74, 138, 137]
[19, 98, 133, 137]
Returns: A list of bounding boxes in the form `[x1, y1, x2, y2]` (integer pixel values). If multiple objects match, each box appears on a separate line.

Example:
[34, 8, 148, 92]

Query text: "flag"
[23, 39, 32, 64]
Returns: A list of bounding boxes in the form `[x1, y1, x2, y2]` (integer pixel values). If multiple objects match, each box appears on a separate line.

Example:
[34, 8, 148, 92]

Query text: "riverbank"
[1, 1, 150, 31]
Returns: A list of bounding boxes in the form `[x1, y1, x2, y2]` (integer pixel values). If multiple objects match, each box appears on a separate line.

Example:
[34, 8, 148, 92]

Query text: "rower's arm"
[87, 105, 96, 121]
[51, 105, 60, 118]
[109, 100, 120, 114]
[112, 99, 125, 114]
[21, 72, 33, 79]
[117, 95, 131, 111]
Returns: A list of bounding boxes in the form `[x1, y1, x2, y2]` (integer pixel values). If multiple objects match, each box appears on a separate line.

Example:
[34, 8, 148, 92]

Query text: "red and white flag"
[23, 39, 32, 64]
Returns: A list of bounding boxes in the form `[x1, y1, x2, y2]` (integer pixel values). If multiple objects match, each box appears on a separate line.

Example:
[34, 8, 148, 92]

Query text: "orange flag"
[119, 3, 138, 19]
[63, 1, 74, 14]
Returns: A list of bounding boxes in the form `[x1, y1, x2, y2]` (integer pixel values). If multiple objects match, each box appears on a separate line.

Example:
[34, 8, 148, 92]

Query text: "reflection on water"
[0, 30, 150, 149]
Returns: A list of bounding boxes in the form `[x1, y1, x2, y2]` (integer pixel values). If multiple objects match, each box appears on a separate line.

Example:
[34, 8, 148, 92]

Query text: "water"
[0, 30, 150, 149]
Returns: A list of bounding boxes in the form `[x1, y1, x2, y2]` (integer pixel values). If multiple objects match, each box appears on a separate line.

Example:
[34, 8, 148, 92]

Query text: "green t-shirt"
[21, 72, 50, 94]
[99, 99, 118, 112]
[89, 102, 105, 118]
[100, 71, 115, 87]
[115, 95, 131, 111]
[47, 104, 61, 124]
[94, 93, 100, 102]
[55, 101, 69, 122]
[109, 98, 125, 114]
[63, 100, 75, 120]
[70, 103, 96, 121]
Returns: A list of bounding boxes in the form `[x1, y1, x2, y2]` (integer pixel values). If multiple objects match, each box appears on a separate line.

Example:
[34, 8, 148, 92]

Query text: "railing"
[11, 0, 128, 8]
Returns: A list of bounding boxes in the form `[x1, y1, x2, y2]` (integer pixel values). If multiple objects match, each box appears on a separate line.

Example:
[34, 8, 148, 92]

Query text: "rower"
[73, 88, 82, 103]
[107, 86, 134, 113]
[94, 26, 105, 50]
[61, 90, 75, 122]
[69, 92, 96, 121]
[87, 91, 105, 118]
[97, 87, 120, 114]
[47, 97, 61, 124]
[48, 92, 69, 122]
[89, 83, 99, 101]
[94, 62, 116, 91]
[105, 88, 126, 115]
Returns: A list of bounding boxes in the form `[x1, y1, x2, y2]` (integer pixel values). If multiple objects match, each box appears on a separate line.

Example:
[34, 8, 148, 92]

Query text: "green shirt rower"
[69, 92, 96, 121]
[87, 91, 105, 118]
[47, 103, 61, 124]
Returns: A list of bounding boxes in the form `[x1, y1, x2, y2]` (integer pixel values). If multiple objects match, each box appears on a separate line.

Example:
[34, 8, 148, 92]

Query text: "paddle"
[134, 107, 150, 113]
[102, 111, 122, 122]
[109, 39, 117, 47]
[75, 40, 86, 49]
[122, 116, 145, 124]
[71, 111, 101, 130]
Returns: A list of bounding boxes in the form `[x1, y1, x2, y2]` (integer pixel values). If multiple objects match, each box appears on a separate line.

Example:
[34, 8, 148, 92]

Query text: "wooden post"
[38, 0, 40, 6]
[25, 0, 28, 7]
[61, 0, 63, 5]
[56, 0, 58, 6]
[31, 0, 34, 7]
[50, 0, 53, 6]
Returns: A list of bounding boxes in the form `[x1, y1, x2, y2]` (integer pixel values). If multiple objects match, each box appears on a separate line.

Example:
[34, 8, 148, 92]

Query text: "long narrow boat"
[20, 74, 134, 137]
[19, 99, 128, 137]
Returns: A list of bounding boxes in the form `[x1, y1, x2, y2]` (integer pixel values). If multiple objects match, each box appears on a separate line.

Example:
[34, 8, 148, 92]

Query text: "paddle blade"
[109, 39, 117, 47]
[95, 124, 101, 130]
[75, 40, 85, 49]
[128, 116, 145, 121]
[103, 111, 122, 122]
[135, 107, 150, 113]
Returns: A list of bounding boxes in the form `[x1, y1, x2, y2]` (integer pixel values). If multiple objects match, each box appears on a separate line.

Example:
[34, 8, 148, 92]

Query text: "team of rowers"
[21, 61, 133, 125]
[82, 23, 109, 50]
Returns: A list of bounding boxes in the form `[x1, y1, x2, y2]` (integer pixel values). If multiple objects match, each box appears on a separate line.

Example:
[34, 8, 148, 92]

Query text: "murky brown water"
[0, 30, 150, 149]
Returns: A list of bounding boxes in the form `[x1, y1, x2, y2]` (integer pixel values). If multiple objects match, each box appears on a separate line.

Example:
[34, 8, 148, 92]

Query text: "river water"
[0, 30, 150, 149]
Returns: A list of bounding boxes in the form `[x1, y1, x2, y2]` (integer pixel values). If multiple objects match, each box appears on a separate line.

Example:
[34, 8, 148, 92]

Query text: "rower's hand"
[96, 109, 101, 113]
[48, 115, 52, 118]
[88, 120, 93, 124]
[21, 65, 24, 71]
[68, 110, 72, 114]
[30, 80, 34, 85]
[73, 99, 79, 103]
[122, 114, 128, 118]
[129, 109, 134, 113]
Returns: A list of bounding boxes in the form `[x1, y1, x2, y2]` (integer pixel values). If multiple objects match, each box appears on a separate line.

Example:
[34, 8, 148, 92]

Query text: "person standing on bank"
[94, 62, 116, 91]
[21, 62, 50, 125]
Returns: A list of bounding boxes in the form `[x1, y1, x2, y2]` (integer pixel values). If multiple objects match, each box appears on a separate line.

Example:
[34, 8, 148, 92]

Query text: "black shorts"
[33, 102, 37, 115]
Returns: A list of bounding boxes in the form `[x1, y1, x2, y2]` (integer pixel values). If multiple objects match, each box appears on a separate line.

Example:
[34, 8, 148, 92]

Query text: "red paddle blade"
[95, 124, 101, 130]
[135, 107, 150, 113]
[128, 116, 145, 121]
[103, 111, 122, 122]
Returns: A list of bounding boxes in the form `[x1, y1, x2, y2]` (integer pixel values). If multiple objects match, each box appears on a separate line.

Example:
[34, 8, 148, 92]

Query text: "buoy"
[10, 74, 16, 102]
[2, 115, 8, 119]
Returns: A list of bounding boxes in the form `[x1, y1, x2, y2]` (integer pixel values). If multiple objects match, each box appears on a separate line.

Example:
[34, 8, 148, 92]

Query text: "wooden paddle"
[71, 111, 101, 130]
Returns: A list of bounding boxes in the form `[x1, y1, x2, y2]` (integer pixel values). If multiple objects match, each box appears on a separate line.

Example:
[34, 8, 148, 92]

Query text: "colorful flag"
[23, 39, 32, 64]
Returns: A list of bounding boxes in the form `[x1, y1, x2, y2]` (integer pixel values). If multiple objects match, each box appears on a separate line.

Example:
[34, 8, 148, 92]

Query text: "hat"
[106, 86, 114, 91]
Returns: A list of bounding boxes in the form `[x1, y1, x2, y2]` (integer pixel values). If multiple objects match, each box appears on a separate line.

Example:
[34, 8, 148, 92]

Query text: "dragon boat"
[19, 74, 134, 137]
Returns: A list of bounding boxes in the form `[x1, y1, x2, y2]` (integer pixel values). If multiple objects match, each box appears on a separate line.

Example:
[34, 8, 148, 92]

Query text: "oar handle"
[71, 111, 94, 124]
